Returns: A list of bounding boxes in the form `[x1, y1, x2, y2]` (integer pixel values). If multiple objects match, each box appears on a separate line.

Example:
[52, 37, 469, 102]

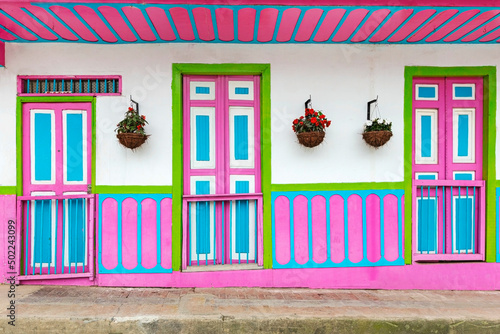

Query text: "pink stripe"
[313, 9, 345, 42]
[426, 10, 480, 42]
[98, 6, 137, 42]
[294, 8, 323, 42]
[276, 8, 301, 42]
[101, 198, 118, 271]
[330, 195, 345, 264]
[311, 195, 327, 264]
[365, 194, 381, 263]
[465, 16, 500, 41]
[121, 198, 138, 270]
[237, 8, 256, 42]
[1, 5, 57, 40]
[257, 8, 279, 42]
[274, 196, 291, 266]
[169, 7, 195, 41]
[332, 8, 369, 42]
[49, 5, 98, 42]
[347, 195, 363, 263]
[293, 195, 309, 265]
[444, 10, 500, 42]
[122, 6, 157, 41]
[160, 198, 172, 269]
[0, 42, 4, 66]
[383, 194, 400, 262]
[370, 9, 413, 42]
[407, 10, 458, 42]
[74, 5, 118, 43]
[192, 7, 215, 41]
[388, 9, 436, 42]
[0, 11, 37, 40]
[351, 9, 390, 42]
[0, 27, 16, 41]
[141, 198, 158, 269]
[23, 5, 78, 41]
[215, 8, 234, 41]
[145, 7, 176, 41]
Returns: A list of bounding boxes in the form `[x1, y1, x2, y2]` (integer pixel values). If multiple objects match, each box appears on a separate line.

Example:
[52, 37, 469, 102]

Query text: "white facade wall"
[0, 43, 499, 187]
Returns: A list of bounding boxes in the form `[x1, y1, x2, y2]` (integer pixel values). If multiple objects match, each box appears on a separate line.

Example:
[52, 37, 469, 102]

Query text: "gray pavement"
[1, 284, 500, 333]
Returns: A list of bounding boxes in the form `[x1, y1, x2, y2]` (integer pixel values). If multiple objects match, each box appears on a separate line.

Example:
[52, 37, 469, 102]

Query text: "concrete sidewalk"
[1, 285, 500, 333]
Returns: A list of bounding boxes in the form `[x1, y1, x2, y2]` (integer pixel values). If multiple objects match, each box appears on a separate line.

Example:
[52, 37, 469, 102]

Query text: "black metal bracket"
[130, 95, 140, 113]
[305, 95, 312, 109]
[367, 96, 378, 120]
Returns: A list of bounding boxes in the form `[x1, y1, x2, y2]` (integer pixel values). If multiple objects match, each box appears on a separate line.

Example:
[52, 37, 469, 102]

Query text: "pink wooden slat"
[1, 5, 57, 40]
[101, 198, 118, 271]
[388, 9, 436, 42]
[293, 195, 309, 265]
[74, 5, 117, 43]
[370, 9, 413, 42]
[169, 7, 195, 41]
[426, 10, 480, 42]
[0, 25, 16, 40]
[237, 8, 256, 42]
[276, 8, 301, 42]
[351, 9, 390, 42]
[313, 9, 345, 42]
[383, 194, 400, 262]
[49, 5, 98, 42]
[444, 10, 500, 42]
[0, 10, 37, 40]
[274, 196, 291, 266]
[121, 198, 138, 270]
[98, 6, 137, 42]
[347, 195, 363, 263]
[215, 7, 234, 41]
[257, 8, 279, 42]
[311, 195, 327, 264]
[365, 194, 381, 263]
[145, 7, 176, 41]
[294, 8, 323, 42]
[141, 198, 158, 269]
[160, 198, 172, 269]
[330, 195, 345, 264]
[122, 6, 157, 41]
[23, 5, 78, 41]
[332, 8, 369, 42]
[192, 7, 215, 41]
[407, 10, 458, 42]
[465, 16, 500, 41]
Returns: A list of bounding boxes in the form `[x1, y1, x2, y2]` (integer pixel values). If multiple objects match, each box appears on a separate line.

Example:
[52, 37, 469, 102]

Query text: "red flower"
[320, 114, 325, 119]
[299, 116, 304, 119]
[310, 117, 317, 123]
[128, 107, 133, 111]
[137, 125, 141, 129]
[327, 120, 331, 127]
[314, 112, 318, 116]
[293, 119, 299, 125]
[141, 115, 146, 120]
[299, 121, 303, 125]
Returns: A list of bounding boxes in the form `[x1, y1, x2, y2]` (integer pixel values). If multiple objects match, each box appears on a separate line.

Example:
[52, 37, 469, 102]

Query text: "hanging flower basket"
[117, 132, 149, 149]
[292, 98, 331, 148]
[362, 130, 392, 148]
[115, 105, 149, 150]
[297, 131, 325, 148]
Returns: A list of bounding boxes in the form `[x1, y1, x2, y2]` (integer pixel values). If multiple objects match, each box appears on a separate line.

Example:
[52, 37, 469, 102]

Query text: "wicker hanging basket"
[362, 130, 392, 148]
[117, 133, 149, 149]
[297, 131, 325, 148]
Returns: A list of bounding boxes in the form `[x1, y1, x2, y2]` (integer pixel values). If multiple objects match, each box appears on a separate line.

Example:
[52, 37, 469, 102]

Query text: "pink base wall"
[0, 196, 16, 284]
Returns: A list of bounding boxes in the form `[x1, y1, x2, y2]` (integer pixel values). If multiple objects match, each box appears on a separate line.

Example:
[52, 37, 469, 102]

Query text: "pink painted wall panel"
[74, 5, 118, 43]
[169, 7, 195, 41]
[294, 8, 323, 42]
[0, 196, 16, 283]
[293, 195, 309, 265]
[141, 198, 158, 269]
[98, 6, 137, 42]
[365, 194, 381, 263]
[383, 194, 400, 262]
[121, 198, 138, 270]
[347, 195, 363, 263]
[1, 5, 57, 40]
[311, 196, 327, 264]
[388, 9, 436, 42]
[351, 9, 390, 42]
[274, 196, 291, 265]
[426, 10, 479, 42]
[313, 9, 345, 42]
[49, 5, 98, 42]
[444, 10, 500, 42]
[407, 10, 458, 42]
[192, 7, 215, 41]
[215, 8, 235, 41]
[122, 6, 157, 41]
[276, 8, 301, 42]
[0, 11, 37, 40]
[257, 8, 279, 42]
[332, 8, 369, 42]
[330, 195, 345, 264]
[101, 198, 118, 271]
[23, 5, 78, 41]
[146, 7, 176, 41]
[370, 9, 413, 42]
[160, 198, 172, 269]
[238, 8, 256, 42]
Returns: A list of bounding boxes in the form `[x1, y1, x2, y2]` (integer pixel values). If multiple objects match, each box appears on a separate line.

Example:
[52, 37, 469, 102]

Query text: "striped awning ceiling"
[1, 1, 500, 44]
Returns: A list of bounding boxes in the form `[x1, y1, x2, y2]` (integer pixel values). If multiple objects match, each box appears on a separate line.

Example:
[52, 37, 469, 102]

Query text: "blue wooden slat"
[230, 200, 232, 264]
[235, 181, 249, 256]
[213, 201, 216, 265]
[79, 79, 82, 93]
[87, 79, 90, 93]
[234, 115, 249, 160]
[27, 79, 30, 93]
[451, 186, 454, 253]
[70, 79, 73, 93]
[104, 79, 107, 93]
[62, 200, 65, 274]
[113, 79, 116, 93]
[82, 199, 86, 272]
[62, 79, 65, 92]
[25, 201, 29, 275]
[472, 187, 476, 254]
[222, 201, 225, 265]
[45, 79, 48, 93]
[95, 79, 98, 93]
[195, 181, 211, 260]
[442, 186, 445, 254]
[36, 79, 39, 93]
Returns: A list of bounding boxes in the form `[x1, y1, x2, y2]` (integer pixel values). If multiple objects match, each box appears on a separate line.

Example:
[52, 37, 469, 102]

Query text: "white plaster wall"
[1, 43, 499, 186]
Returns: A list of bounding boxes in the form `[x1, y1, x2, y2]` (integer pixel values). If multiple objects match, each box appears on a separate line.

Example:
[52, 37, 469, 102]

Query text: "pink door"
[22, 102, 92, 274]
[412, 77, 485, 260]
[183, 75, 262, 267]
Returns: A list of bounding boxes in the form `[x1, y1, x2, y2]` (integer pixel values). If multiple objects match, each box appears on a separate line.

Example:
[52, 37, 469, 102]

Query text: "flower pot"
[362, 130, 392, 148]
[296, 131, 325, 148]
[117, 133, 149, 149]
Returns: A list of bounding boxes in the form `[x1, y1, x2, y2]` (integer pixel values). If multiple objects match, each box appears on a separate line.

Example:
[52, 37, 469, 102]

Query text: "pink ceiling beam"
[426, 9, 479, 42]
[122, 6, 157, 41]
[237, 8, 256, 42]
[192, 7, 214, 41]
[215, 7, 234, 41]
[407, 9, 457, 42]
[294, 8, 323, 42]
[98, 6, 137, 42]
[351, 8, 390, 42]
[74, 5, 118, 42]
[332, 8, 369, 42]
[0, 41, 4, 66]
[388, 9, 435, 42]
[313, 9, 345, 42]
[145, 7, 176, 41]
[257, 8, 278, 42]
[463, 16, 500, 42]
[276, 8, 301, 42]
[49, 5, 98, 42]
[369, 9, 413, 42]
[479, 25, 500, 42]
[23, 5, 78, 41]
[443, 10, 500, 42]
[169, 7, 195, 40]
[1, 5, 57, 40]
[0, 10, 37, 40]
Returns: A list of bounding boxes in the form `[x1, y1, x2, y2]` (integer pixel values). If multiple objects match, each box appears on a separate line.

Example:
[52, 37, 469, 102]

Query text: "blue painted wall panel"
[195, 86, 210, 94]
[455, 86, 473, 98]
[34, 200, 52, 264]
[68, 198, 85, 263]
[234, 115, 249, 160]
[196, 181, 211, 255]
[235, 87, 249, 95]
[417, 198, 437, 253]
[195, 115, 210, 161]
[421, 115, 432, 158]
[455, 197, 473, 252]
[418, 86, 436, 99]
[457, 114, 469, 157]
[34, 113, 52, 181]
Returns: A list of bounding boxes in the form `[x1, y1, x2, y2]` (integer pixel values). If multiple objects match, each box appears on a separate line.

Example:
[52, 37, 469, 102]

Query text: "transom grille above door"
[18, 76, 121, 95]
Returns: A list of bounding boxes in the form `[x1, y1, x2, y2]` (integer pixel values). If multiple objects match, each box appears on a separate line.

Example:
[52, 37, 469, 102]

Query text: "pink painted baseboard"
[0, 196, 16, 284]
